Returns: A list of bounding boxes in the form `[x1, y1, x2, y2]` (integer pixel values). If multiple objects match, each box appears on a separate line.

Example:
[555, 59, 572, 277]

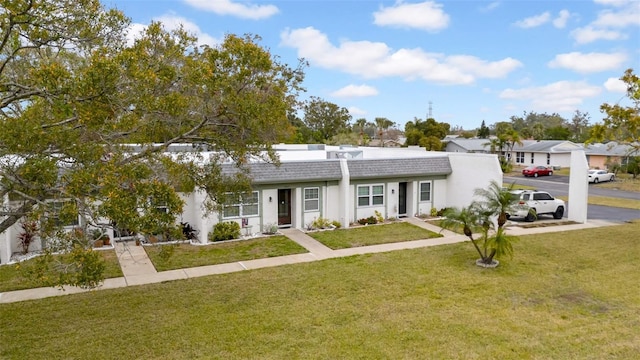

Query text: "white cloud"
[347, 106, 367, 116]
[331, 84, 379, 98]
[594, 0, 632, 7]
[280, 27, 522, 85]
[373, 1, 450, 32]
[480, 2, 501, 13]
[513, 12, 550, 28]
[570, 2, 639, 43]
[499, 81, 602, 112]
[553, 10, 571, 28]
[154, 14, 219, 46]
[548, 52, 628, 73]
[125, 15, 219, 48]
[125, 23, 147, 47]
[183, 0, 279, 20]
[603, 77, 627, 93]
[570, 26, 626, 44]
[592, 6, 640, 28]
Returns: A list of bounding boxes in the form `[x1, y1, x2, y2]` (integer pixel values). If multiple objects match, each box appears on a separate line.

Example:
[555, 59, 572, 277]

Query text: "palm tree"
[440, 206, 485, 261]
[440, 181, 518, 267]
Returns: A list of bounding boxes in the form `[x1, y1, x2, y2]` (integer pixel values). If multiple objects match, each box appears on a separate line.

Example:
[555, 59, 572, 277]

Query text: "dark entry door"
[398, 182, 407, 217]
[278, 189, 292, 227]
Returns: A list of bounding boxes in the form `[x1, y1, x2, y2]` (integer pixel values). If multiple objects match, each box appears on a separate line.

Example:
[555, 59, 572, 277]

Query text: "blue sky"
[105, 0, 639, 130]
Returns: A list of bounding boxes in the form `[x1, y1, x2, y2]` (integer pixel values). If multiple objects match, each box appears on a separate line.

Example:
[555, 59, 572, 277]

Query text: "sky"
[104, 0, 640, 130]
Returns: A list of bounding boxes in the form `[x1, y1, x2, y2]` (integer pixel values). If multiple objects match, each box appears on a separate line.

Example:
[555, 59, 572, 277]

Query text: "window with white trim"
[357, 185, 384, 207]
[222, 191, 259, 218]
[546, 153, 551, 165]
[48, 200, 80, 227]
[304, 187, 319, 211]
[419, 182, 431, 202]
[516, 152, 524, 164]
[530, 153, 534, 164]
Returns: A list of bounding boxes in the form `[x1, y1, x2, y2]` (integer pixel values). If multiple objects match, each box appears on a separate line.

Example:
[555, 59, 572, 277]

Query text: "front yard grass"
[557, 194, 640, 210]
[594, 173, 640, 192]
[145, 235, 308, 271]
[1, 221, 638, 359]
[309, 221, 441, 249]
[0, 249, 123, 293]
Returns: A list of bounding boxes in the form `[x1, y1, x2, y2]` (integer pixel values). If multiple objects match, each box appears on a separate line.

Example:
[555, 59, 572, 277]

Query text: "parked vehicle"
[522, 165, 553, 178]
[507, 189, 565, 222]
[588, 169, 615, 183]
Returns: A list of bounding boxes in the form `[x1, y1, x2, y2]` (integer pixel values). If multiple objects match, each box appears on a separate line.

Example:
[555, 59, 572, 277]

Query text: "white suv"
[508, 190, 565, 222]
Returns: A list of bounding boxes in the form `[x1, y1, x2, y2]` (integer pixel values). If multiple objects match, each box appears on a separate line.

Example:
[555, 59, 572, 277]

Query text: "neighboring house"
[445, 138, 583, 168]
[0, 145, 502, 263]
[583, 142, 640, 170]
[512, 140, 583, 168]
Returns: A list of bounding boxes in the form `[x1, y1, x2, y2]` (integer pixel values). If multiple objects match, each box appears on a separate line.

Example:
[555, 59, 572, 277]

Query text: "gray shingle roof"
[347, 157, 452, 179]
[222, 161, 343, 184]
[221, 157, 452, 184]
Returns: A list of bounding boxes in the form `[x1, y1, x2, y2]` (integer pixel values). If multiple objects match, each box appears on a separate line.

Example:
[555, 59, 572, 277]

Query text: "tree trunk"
[0, 200, 35, 235]
[485, 249, 497, 264]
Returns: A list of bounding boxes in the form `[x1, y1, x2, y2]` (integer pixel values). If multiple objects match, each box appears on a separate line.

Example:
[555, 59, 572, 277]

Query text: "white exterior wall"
[432, 179, 448, 211]
[445, 153, 502, 209]
[262, 189, 278, 229]
[568, 150, 589, 223]
[527, 152, 572, 168]
[325, 183, 342, 225]
[386, 181, 399, 219]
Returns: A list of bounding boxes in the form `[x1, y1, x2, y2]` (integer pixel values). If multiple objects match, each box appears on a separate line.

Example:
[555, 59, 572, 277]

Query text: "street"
[504, 175, 640, 222]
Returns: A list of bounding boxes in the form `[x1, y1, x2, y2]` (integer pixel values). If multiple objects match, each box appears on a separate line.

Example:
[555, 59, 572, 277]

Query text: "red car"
[522, 165, 553, 177]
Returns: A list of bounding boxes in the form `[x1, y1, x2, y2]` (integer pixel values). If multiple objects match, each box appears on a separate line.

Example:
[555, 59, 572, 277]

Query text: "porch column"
[339, 158, 350, 229]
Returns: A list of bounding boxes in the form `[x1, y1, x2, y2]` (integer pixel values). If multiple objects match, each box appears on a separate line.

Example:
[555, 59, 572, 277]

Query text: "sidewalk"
[0, 218, 620, 304]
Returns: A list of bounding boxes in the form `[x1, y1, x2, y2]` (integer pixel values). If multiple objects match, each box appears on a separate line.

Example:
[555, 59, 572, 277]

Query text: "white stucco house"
[0, 144, 502, 263]
[445, 138, 583, 169]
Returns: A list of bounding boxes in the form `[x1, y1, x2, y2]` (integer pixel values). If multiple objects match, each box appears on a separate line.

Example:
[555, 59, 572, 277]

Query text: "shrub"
[430, 207, 438, 217]
[209, 221, 241, 242]
[374, 210, 384, 223]
[312, 217, 332, 229]
[331, 220, 342, 228]
[357, 216, 378, 225]
[262, 223, 279, 235]
[437, 207, 449, 217]
[18, 220, 38, 254]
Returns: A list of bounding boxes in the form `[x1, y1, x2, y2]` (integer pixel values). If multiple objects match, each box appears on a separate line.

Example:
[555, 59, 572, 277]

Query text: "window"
[533, 193, 553, 201]
[222, 191, 259, 218]
[48, 200, 79, 227]
[516, 152, 524, 164]
[546, 153, 551, 165]
[357, 185, 384, 207]
[530, 153, 534, 164]
[304, 187, 319, 211]
[419, 182, 431, 202]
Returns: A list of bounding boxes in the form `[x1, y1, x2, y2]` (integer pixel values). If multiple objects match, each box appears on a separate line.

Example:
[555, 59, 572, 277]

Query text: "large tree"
[0, 0, 305, 287]
[589, 68, 639, 152]
[404, 117, 450, 147]
[302, 97, 351, 143]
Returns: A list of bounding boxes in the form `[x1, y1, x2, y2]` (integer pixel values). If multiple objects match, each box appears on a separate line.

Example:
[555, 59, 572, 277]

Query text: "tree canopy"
[589, 68, 639, 152]
[302, 97, 351, 143]
[404, 117, 450, 150]
[0, 0, 305, 286]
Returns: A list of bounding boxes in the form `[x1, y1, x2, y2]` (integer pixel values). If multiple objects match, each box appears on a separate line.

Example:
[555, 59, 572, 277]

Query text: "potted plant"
[91, 229, 109, 247]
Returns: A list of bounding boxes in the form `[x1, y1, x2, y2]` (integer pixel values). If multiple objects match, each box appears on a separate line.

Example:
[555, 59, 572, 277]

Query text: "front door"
[398, 182, 407, 217]
[278, 189, 292, 227]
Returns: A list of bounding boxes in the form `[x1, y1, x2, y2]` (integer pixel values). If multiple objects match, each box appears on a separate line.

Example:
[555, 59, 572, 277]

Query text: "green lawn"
[1, 221, 638, 359]
[0, 249, 123, 293]
[145, 235, 308, 271]
[309, 221, 441, 249]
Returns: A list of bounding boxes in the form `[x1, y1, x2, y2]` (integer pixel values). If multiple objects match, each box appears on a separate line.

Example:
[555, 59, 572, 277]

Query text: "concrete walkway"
[0, 218, 620, 304]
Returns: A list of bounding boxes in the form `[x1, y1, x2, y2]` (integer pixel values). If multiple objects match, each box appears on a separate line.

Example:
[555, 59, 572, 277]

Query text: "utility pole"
[427, 101, 433, 119]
